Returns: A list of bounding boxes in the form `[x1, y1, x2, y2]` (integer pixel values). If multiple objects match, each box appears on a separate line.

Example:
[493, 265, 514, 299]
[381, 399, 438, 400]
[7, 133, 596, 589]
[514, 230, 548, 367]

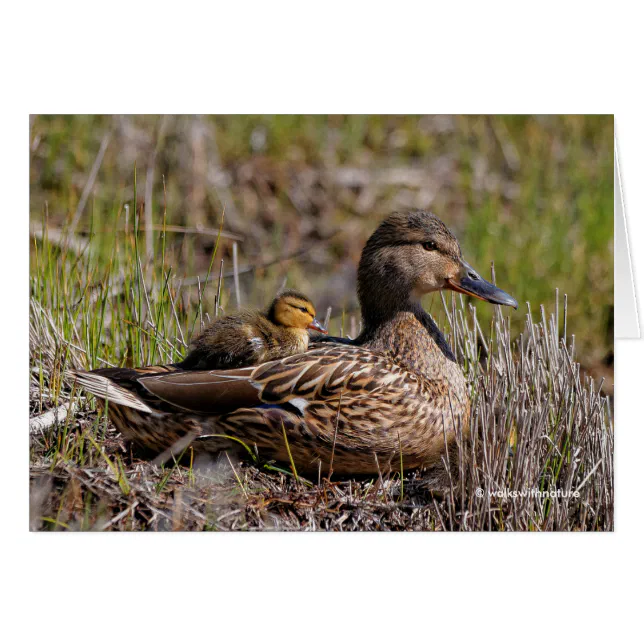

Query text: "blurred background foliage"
[29, 114, 613, 373]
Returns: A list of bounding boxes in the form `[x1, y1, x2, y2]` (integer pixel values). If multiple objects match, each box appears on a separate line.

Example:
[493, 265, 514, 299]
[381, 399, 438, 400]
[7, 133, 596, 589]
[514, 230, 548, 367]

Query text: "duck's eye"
[422, 241, 438, 252]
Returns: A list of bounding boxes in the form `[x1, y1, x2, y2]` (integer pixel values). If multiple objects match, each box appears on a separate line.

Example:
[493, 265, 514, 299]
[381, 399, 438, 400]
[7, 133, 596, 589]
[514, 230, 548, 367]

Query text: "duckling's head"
[267, 290, 328, 333]
[358, 210, 517, 323]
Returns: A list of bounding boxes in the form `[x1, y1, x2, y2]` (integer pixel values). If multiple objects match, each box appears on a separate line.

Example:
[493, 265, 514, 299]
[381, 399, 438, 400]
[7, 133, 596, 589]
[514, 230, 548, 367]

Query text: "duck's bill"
[308, 318, 328, 334]
[446, 276, 518, 309]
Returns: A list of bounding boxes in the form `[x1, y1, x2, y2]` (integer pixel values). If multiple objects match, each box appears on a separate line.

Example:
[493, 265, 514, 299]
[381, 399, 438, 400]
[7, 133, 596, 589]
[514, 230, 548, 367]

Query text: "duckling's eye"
[422, 241, 438, 252]
[297, 306, 309, 314]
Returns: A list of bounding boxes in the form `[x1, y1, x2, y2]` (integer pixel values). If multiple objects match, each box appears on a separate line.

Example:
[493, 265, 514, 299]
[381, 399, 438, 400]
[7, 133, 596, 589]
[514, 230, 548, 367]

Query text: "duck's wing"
[73, 363, 258, 414]
[115, 343, 402, 416]
[71, 364, 185, 413]
[138, 367, 263, 413]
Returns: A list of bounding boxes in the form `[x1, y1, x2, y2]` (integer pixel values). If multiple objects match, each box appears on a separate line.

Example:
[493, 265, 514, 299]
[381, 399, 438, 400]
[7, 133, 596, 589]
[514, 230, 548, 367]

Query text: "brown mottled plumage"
[73, 211, 517, 476]
[179, 290, 326, 370]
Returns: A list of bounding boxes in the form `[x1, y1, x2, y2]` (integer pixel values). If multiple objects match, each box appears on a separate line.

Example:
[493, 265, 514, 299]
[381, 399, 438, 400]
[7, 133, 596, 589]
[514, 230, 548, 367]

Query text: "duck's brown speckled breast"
[359, 311, 469, 411]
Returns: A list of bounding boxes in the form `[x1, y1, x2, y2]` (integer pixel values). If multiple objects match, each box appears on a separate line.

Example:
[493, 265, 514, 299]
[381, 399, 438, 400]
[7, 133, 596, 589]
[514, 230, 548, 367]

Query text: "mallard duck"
[179, 290, 327, 370]
[73, 210, 517, 476]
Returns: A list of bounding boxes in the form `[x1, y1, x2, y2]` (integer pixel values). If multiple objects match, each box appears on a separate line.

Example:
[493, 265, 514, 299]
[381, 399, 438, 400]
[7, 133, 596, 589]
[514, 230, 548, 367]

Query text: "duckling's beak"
[446, 260, 518, 309]
[308, 318, 328, 334]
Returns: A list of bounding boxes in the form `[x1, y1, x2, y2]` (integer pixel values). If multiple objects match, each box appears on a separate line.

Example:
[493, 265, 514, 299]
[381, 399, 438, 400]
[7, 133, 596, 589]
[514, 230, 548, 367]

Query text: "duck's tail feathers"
[69, 370, 153, 414]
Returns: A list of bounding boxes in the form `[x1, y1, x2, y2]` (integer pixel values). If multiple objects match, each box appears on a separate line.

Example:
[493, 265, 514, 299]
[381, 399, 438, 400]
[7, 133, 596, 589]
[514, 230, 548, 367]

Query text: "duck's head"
[268, 290, 328, 333]
[358, 211, 517, 323]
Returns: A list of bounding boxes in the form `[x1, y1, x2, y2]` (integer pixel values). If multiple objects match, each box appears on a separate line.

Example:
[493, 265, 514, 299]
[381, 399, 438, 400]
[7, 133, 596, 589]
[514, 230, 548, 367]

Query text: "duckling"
[178, 290, 327, 370]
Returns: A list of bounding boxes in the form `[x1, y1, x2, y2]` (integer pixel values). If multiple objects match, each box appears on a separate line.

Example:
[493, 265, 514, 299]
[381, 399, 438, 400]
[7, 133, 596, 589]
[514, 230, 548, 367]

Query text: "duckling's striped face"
[272, 293, 328, 333]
